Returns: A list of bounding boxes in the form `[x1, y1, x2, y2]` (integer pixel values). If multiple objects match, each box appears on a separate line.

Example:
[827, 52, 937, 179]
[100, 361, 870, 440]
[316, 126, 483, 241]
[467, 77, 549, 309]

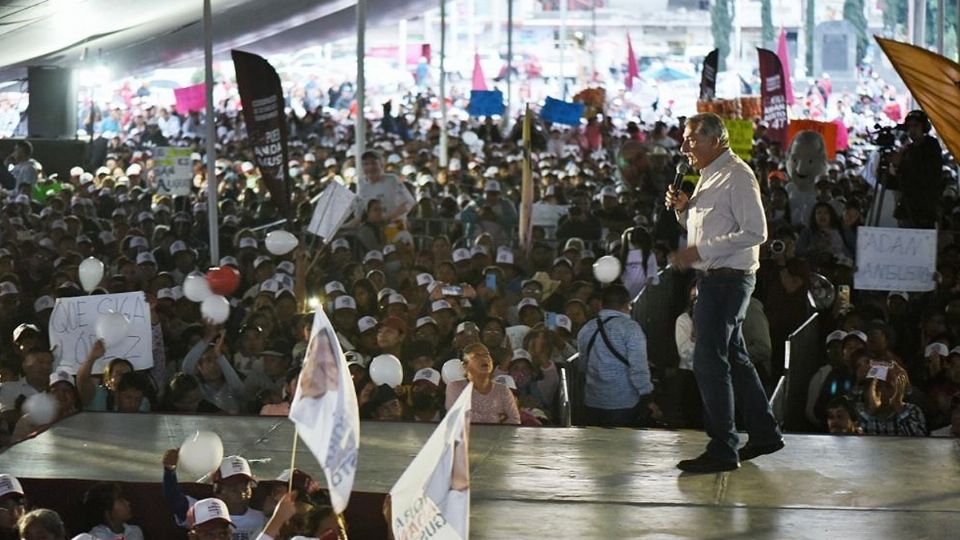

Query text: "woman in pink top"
[446, 343, 521, 425]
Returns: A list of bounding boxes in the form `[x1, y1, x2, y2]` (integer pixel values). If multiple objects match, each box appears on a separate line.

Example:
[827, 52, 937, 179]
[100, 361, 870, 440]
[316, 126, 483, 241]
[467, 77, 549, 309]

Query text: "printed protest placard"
[153, 147, 194, 196]
[854, 227, 937, 292]
[48, 292, 153, 374]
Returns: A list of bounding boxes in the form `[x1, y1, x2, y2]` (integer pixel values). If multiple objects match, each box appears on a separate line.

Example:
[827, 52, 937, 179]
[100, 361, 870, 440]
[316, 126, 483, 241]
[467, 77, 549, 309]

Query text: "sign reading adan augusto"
[854, 227, 937, 292]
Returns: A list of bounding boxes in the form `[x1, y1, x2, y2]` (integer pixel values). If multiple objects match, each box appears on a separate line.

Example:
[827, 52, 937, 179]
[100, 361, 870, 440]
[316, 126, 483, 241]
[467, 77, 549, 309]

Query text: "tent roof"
[0, 0, 434, 81]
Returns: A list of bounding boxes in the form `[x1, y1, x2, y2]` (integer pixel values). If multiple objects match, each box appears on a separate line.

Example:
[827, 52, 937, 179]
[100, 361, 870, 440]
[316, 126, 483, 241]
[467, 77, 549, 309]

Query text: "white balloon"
[441, 359, 466, 384]
[179, 431, 224, 476]
[78, 257, 104, 292]
[265, 230, 299, 256]
[95, 311, 130, 347]
[201, 295, 231, 324]
[369, 354, 403, 387]
[183, 272, 212, 303]
[24, 392, 58, 425]
[593, 256, 622, 284]
[461, 131, 479, 146]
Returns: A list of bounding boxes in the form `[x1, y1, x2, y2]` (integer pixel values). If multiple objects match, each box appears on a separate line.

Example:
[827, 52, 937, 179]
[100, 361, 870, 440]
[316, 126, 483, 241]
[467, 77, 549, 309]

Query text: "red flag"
[626, 33, 639, 90]
[471, 53, 487, 91]
[757, 48, 788, 144]
[776, 28, 795, 105]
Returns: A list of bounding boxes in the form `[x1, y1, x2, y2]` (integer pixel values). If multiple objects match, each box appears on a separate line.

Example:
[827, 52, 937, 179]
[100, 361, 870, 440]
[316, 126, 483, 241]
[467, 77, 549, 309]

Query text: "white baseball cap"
[0, 474, 24, 499]
[452, 248, 471, 263]
[383, 244, 397, 257]
[518, 298, 541, 311]
[364, 250, 384, 263]
[926, 342, 949, 358]
[331, 238, 350, 252]
[136, 252, 156, 265]
[253, 256, 273, 269]
[33, 295, 55, 313]
[0, 282, 19, 298]
[169, 240, 189, 255]
[239, 237, 257, 250]
[358, 316, 378, 334]
[512, 349, 533, 362]
[387, 293, 407, 306]
[825, 330, 847, 344]
[325, 281, 347, 295]
[431, 300, 453, 313]
[413, 368, 441, 387]
[49, 370, 75, 388]
[276, 261, 295, 275]
[484, 179, 502, 192]
[215, 455, 254, 482]
[416, 316, 438, 329]
[494, 374, 517, 390]
[416, 273, 434, 287]
[496, 250, 515, 265]
[125, 163, 142, 176]
[187, 497, 234, 528]
[334, 296, 357, 311]
[555, 314, 572, 332]
[219, 256, 240, 268]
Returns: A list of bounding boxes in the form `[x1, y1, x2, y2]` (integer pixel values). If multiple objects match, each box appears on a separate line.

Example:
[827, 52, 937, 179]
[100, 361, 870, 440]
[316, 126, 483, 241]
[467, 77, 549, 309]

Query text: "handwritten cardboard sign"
[854, 227, 937, 292]
[48, 292, 153, 374]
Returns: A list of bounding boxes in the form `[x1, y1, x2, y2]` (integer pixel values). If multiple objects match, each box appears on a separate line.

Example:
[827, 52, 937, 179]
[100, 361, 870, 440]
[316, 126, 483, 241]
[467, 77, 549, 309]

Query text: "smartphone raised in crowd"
[485, 273, 497, 290]
[441, 285, 464, 297]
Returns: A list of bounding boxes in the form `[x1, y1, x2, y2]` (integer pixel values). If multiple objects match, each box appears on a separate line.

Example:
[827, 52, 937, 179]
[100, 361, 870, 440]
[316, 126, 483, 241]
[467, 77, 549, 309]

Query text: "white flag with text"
[288, 308, 360, 513]
[390, 382, 472, 540]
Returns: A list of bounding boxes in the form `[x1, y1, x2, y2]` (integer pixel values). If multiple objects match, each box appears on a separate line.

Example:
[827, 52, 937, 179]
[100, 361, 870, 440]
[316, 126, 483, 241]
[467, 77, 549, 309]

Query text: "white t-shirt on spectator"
[89, 523, 145, 540]
[0, 380, 39, 413]
[357, 173, 414, 220]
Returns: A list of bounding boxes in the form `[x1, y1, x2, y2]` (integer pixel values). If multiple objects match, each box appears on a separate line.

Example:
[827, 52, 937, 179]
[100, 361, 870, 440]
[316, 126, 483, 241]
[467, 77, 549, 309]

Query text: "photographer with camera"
[756, 226, 812, 381]
[887, 110, 944, 229]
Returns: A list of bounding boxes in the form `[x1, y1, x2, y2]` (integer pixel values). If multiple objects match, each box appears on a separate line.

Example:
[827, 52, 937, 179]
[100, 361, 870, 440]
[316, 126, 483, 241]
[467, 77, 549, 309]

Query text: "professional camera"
[770, 239, 786, 255]
[872, 124, 898, 150]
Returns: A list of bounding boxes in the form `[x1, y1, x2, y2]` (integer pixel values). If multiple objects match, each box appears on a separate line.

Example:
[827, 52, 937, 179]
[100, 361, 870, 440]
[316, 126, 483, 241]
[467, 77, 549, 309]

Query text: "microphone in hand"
[665, 160, 691, 211]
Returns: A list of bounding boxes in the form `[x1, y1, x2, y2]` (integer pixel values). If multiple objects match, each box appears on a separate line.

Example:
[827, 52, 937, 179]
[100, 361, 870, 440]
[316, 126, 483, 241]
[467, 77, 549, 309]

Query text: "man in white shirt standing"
[355, 150, 414, 229]
[666, 112, 783, 474]
[4, 140, 39, 191]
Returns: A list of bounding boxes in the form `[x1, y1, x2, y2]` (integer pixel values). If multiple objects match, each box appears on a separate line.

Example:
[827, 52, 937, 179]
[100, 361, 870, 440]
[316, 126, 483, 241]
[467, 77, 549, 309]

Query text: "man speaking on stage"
[665, 112, 784, 473]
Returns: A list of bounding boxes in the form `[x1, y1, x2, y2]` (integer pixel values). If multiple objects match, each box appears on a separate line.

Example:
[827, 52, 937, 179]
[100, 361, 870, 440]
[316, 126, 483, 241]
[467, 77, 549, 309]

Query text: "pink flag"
[776, 28, 795, 105]
[471, 53, 487, 91]
[626, 33, 639, 90]
[173, 83, 206, 116]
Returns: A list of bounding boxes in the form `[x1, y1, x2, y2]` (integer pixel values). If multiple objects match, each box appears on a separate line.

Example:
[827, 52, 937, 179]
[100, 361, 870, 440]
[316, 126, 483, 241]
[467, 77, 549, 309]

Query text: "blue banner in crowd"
[540, 97, 584, 126]
[467, 90, 505, 116]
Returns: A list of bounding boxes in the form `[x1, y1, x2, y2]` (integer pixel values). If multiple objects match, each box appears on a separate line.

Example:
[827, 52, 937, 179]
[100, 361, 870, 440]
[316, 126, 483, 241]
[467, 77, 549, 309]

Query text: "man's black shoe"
[677, 453, 740, 473]
[738, 440, 785, 462]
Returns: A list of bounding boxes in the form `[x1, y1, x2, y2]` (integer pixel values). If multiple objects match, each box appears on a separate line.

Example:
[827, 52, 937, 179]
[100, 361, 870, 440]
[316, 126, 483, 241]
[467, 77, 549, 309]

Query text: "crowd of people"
[0, 68, 957, 537]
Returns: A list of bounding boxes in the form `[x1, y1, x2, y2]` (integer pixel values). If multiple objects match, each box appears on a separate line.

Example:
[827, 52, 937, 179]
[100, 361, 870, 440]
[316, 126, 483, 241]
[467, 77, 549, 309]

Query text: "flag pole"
[203, 0, 219, 263]
[288, 426, 299, 492]
[356, 0, 367, 160]
[439, 0, 449, 170]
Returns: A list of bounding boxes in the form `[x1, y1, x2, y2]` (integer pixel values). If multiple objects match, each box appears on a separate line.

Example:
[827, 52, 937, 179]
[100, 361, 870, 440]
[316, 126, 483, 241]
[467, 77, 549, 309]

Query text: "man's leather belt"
[703, 267, 754, 277]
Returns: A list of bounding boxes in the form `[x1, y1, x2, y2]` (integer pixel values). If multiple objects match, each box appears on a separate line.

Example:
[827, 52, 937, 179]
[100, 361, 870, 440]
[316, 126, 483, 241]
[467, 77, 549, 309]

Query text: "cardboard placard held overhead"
[48, 292, 154, 374]
[786, 120, 838, 161]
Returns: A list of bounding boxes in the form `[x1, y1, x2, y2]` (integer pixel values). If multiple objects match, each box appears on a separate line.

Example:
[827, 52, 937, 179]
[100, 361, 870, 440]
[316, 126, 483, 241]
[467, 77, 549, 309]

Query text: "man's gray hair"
[687, 113, 729, 148]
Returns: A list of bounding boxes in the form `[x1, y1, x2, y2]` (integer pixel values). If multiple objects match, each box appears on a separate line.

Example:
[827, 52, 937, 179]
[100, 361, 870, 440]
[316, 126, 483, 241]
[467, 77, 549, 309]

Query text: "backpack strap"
[584, 316, 630, 369]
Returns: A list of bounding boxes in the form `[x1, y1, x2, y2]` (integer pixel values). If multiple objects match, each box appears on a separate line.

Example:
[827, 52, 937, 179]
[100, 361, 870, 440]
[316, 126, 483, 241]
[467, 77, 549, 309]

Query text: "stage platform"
[1, 412, 959, 539]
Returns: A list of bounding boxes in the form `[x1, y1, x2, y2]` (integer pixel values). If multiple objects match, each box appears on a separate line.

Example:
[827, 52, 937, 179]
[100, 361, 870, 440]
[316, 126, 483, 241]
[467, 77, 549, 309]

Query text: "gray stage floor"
[1, 413, 959, 539]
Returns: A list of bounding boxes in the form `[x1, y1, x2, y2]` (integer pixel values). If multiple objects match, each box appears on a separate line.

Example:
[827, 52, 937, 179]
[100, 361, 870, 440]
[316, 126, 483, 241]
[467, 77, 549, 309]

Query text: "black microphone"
[672, 159, 691, 192]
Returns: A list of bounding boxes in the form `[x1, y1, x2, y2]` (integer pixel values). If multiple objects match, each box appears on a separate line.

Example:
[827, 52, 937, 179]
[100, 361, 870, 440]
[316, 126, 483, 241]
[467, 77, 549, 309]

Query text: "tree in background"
[843, 0, 869, 66]
[806, 0, 815, 75]
[712, 0, 733, 71]
[761, 0, 775, 50]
